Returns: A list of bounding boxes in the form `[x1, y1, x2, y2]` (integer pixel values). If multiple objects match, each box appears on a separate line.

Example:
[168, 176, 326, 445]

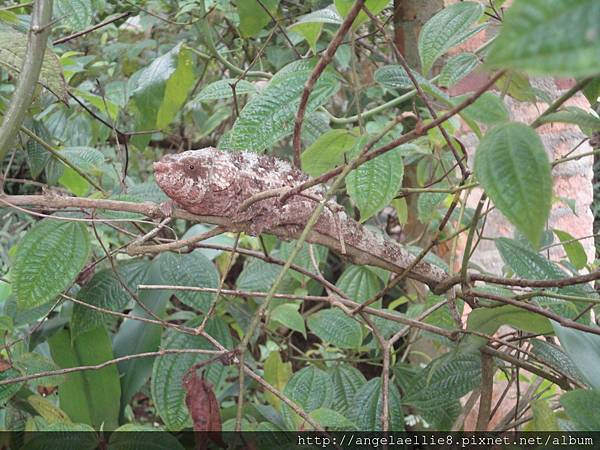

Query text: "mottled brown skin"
[154, 147, 447, 286]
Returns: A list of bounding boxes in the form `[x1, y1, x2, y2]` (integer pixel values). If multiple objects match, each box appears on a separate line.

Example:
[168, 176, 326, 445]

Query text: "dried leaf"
[183, 368, 224, 450]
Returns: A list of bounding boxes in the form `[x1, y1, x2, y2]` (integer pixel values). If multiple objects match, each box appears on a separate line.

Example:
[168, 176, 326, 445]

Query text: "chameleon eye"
[188, 164, 195, 170]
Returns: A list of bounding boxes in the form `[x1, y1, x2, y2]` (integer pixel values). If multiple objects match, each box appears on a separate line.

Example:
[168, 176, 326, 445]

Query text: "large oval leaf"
[553, 324, 600, 391]
[307, 309, 362, 349]
[334, 0, 388, 29]
[160, 251, 220, 312]
[71, 260, 151, 340]
[0, 29, 67, 100]
[54, 0, 92, 30]
[487, 0, 600, 77]
[347, 147, 405, 221]
[336, 265, 382, 303]
[475, 123, 552, 247]
[403, 352, 481, 411]
[467, 305, 553, 336]
[281, 366, 334, 430]
[226, 60, 339, 152]
[495, 237, 590, 319]
[151, 318, 233, 431]
[189, 79, 257, 105]
[48, 327, 121, 430]
[13, 220, 90, 310]
[560, 390, 600, 431]
[438, 53, 479, 88]
[351, 377, 404, 431]
[418, 1, 485, 73]
[330, 364, 366, 415]
[301, 129, 358, 177]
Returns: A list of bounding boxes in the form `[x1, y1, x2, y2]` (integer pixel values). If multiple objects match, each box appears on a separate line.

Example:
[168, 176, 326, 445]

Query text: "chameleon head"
[153, 149, 212, 208]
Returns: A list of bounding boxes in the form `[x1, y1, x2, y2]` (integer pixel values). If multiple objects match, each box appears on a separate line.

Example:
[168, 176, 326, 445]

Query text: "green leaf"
[25, 122, 52, 178]
[58, 147, 108, 195]
[330, 364, 366, 416]
[54, 0, 92, 30]
[336, 265, 382, 303]
[496, 237, 590, 319]
[495, 71, 538, 102]
[347, 147, 404, 221]
[553, 324, 600, 390]
[13, 220, 90, 310]
[307, 309, 362, 349]
[374, 64, 428, 90]
[109, 424, 185, 450]
[151, 317, 232, 431]
[0, 10, 19, 24]
[160, 251, 219, 312]
[72, 88, 119, 122]
[334, 0, 389, 30]
[351, 377, 404, 431]
[530, 339, 583, 383]
[264, 351, 292, 410]
[71, 260, 151, 340]
[467, 305, 553, 335]
[21, 422, 98, 449]
[189, 79, 257, 105]
[14, 352, 66, 388]
[418, 2, 485, 73]
[438, 53, 479, 87]
[113, 259, 171, 408]
[486, 0, 600, 77]
[554, 229, 588, 270]
[0, 30, 68, 100]
[131, 42, 195, 146]
[309, 408, 356, 429]
[26, 395, 71, 424]
[226, 59, 339, 152]
[475, 123, 552, 247]
[537, 106, 600, 136]
[278, 241, 328, 284]
[289, 22, 322, 52]
[48, 327, 121, 430]
[281, 366, 334, 430]
[157, 45, 196, 129]
[181, 225, 236, 260]
[403, 351, 481, 411]
[461, 92, 510, 125]
[301, 129, 358, 176]
[271, 303, 306, 338]
[560, 390, 600, 431]
[236, 257, 282, 293]
[524, 398, 558, 431]
[0, 368, 23, 406]
[288, 6, 342, 51]
[0, 315, 12, 332]
[238, 0, 279, 38]
[417, 191, 447, 223]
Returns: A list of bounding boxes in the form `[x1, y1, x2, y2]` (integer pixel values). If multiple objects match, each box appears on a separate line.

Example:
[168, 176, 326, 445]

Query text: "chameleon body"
[154, 147, 447, 287]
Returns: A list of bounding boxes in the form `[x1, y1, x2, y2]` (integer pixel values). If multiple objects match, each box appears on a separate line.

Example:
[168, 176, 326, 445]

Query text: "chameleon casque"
[153, 147, 447, 287]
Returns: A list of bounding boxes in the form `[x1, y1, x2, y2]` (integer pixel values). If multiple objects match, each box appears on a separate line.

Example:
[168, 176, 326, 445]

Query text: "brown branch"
[434, 269, 600, 295]
[138, 284, 457, 339]
[52, 11, 131, 45]
[0, 348, 225, 387]
[362, 5, 468, 177]
[282, 70, 505, 203]
[0, 0, 53, 161]
[476, 351, 494, 431]
[467, 289, 600, 337]
[292, 0, 366, 168]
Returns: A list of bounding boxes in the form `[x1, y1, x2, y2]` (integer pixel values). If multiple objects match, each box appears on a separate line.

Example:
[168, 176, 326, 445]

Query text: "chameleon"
[153, 147, 447, 288]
